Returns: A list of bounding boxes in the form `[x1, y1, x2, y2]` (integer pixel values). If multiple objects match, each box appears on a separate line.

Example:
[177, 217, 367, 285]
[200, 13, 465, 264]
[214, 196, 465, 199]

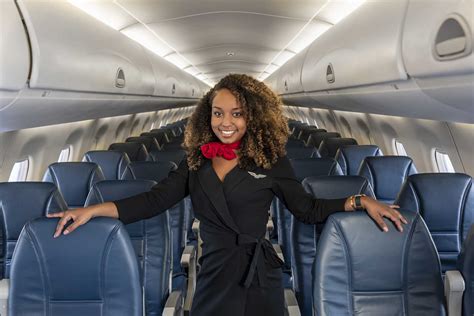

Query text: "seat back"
[307, 132, 340, 148]
[291, 176, 374, 315]
[43, 162, 105, 208]
[458, 224, 474, 316]
[120, 161, 187, 291]
[141, 131, 167, 146]
[149, 149, 186, 165]
[318, 137, 358, 158]
[335, 145, 383, 175]
[275, 158, 343, 286]
[126, 136, 161, 152]
[85, 180, 170, 315]
[299, 128, 326, 143]
[0, 182, 67, 278]
[396, 173, 474, 272]
[108, 142, 149, 161]
[358, 156, 417, 204]
[9, 217, 142, 316]
[83, 150, 130, 180]
[314, 211, 445, 316]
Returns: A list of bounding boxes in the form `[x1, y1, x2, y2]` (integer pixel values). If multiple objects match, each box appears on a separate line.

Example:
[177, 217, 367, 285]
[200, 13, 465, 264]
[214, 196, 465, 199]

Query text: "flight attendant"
[48, 74, 407, 316]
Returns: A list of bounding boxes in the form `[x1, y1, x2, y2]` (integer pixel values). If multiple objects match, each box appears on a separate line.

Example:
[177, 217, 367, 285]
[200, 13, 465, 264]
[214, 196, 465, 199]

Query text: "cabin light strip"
[258, 0, 366, 81]
[113, 1, 213, 86]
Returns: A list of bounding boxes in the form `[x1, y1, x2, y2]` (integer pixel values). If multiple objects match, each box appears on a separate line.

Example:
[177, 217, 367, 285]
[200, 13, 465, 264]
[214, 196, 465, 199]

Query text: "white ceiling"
[70, 0, 364, 85]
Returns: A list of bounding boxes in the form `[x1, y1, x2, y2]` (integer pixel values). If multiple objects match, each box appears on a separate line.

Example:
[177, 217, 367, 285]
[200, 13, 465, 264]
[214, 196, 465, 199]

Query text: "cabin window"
[58, 146, 73, 162]
[9, 159, 29, 182]
[434, 149, 455, 173]
[393, 139, 407, 156]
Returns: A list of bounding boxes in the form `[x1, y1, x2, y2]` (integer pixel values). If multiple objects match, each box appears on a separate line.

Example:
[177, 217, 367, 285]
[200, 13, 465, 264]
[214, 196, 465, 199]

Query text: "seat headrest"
[314, 211, 445, 315]
[308, 132, 341, 148]
[85, 179, 156, 206]
[83, 150, 131, 180]
[318, 138, 358, 158]
[0, 182, 68, 278]
[302, 175, 375, 199]
[458, 224, 474, 316]
[286, 147, 321, 159]
[335, 145, 382, 175]
[126, 136, 161, 152]
[149, 149, 186, 165]
[43, 162, 105, 208]
[9, 217, 142, 316]
[358, 156, 417, 204]
[396, 173, 473, 271]
[121, 161, 177, 181]
[108, 142, 149, 162]
[289, 158, 343, 181]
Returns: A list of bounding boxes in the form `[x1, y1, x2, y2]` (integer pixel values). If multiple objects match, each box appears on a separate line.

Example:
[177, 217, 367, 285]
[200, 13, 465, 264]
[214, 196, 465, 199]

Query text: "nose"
[221, 113, 234, 127]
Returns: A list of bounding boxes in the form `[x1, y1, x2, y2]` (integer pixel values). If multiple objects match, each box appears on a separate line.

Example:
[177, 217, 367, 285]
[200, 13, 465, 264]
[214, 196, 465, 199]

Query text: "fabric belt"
[236, 234, 284, 288]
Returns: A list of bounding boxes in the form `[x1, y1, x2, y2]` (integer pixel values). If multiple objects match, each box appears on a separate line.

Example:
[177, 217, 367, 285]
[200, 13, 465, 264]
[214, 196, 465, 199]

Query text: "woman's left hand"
[360, 196, 408, 232]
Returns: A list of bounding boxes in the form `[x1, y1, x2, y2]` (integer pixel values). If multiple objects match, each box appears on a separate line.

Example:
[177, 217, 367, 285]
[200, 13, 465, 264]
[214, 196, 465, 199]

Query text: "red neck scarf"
[200, 140, 241, 160]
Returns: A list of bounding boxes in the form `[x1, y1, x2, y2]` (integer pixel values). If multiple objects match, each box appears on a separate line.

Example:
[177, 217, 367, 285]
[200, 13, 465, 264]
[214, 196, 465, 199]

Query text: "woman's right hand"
[46, 202, 119, 238]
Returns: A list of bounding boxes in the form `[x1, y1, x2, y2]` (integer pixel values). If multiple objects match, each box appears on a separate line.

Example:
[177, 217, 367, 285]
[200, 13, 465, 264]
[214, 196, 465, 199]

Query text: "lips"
[219, 129, 236, 137]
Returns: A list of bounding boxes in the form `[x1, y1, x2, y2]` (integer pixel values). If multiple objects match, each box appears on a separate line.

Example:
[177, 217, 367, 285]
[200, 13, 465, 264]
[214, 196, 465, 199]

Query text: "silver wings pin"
[247, 171, 267, 179]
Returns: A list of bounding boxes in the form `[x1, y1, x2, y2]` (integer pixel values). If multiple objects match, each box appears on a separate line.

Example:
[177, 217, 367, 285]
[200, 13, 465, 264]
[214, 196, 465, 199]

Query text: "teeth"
[221, 130, 235, 135]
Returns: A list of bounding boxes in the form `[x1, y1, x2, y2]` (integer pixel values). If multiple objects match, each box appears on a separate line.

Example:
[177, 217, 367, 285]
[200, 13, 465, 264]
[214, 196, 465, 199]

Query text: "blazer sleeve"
[113, 158, 190, 224]
[270, 156, 347, 224]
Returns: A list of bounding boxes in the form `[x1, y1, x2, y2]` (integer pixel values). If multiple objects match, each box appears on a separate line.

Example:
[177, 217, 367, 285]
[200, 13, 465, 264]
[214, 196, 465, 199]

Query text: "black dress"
[114, 156, 346, 316]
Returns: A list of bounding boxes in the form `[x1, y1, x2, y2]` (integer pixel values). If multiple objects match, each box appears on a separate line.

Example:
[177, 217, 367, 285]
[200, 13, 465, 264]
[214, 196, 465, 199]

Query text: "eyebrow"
[212, 106, 242, 110]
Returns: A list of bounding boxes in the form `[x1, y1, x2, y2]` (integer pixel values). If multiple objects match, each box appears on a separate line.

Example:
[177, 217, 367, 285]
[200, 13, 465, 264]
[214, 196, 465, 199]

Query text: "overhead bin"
[401, 0, 473, 116]
[0, 1, 30, 110]
[274, 48, 307, 95]
[17, 0, 155, 95]
[301, 0, 408, 92]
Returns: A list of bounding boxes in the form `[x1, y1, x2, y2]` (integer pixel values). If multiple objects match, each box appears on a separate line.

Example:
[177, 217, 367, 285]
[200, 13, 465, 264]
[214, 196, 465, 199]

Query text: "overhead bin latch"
[115, 68, 126, 88]
[172, 83, 176, 95]
[284, 80, 288, 92]
[434, 14, 471, 61]
[326, 63, 335, 84]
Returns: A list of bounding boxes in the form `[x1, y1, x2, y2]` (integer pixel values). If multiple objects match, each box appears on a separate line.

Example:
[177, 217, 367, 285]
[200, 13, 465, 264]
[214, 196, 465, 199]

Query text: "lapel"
[197, 161, 241, 233]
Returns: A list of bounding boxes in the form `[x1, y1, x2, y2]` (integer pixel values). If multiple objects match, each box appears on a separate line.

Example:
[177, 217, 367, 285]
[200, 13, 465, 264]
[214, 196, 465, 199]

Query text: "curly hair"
[183, 73, 289, 171]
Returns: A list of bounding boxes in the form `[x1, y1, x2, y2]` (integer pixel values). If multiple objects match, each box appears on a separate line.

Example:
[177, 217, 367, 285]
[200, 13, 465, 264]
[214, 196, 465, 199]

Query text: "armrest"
[0, 279, 8, 316]
[284, 288, 301, 316]
[192, 220, 200, 234]
[181, 245, 197, 315]
[162, 290, 183, 316]
[444, 270, 465, 316]
[273, 244, 285, 262]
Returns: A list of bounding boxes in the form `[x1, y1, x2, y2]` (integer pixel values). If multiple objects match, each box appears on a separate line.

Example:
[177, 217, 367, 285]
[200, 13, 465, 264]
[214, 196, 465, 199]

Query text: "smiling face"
[210, 88, 247, 144]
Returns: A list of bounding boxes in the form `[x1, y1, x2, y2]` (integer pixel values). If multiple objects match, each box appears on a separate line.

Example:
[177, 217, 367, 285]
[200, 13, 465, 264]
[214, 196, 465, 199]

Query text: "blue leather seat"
[358, 156, 417, 204]
[335, 145, 383, 175]
[286, 146, 321, 159]
[83, 150, 131, 180]
[396, 173, 474, 272]
[43, 162, 105, 209]
[298, 128, 326, 144]
[0, 182, 67, 278]
[292, 176, 374, 315]
[318, 137, 358, 158]
[9, 217, 142, 316]
[275, 158, 343, 288]
[120, 161, 188, 292]
[314, 210, 445, 316]
[307, 132, 340, 148]
[149, 149, 186, 165]
[458, 224, 474, 316]
[126, 136, 161, 152]
[85, 180, 171, 315]
[141, 131, 167, 147]
[108, 142, 150, 161]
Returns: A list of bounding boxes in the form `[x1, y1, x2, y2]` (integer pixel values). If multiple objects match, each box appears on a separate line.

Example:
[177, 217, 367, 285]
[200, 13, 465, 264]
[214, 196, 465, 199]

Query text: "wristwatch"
[351, 194, 367, 210]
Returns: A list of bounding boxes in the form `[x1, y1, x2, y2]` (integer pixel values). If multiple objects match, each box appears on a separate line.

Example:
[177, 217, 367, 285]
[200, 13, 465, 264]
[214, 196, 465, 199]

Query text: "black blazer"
[114, 156, 346, 316]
